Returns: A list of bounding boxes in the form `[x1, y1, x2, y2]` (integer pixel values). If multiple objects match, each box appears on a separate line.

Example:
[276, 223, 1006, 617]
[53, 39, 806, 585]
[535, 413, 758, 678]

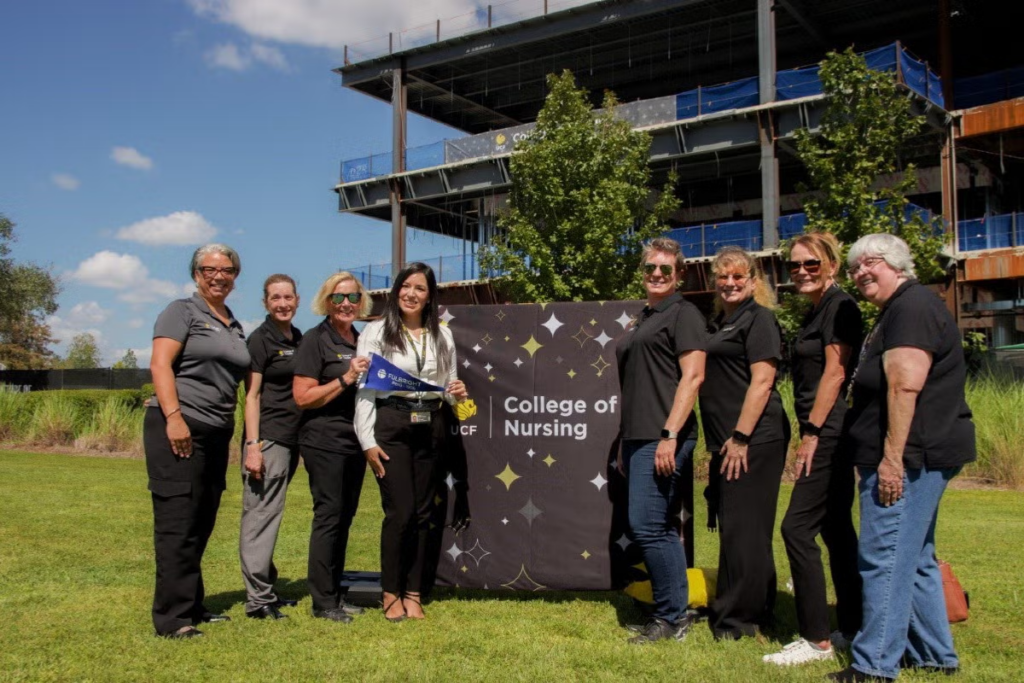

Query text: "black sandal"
[403, 593, 425, 619]
[383, 597, 407, 623]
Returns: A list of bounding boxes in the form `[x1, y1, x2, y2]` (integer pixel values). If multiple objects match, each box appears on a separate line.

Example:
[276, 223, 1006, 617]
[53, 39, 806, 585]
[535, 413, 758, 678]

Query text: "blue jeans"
[852, 466, 961, 680]
[623, 438, 694, 624]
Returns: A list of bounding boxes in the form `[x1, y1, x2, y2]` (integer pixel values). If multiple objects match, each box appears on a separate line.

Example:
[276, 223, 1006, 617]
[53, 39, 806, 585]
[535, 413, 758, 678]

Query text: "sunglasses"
[786, 259, 822, 275]
[642, 263, 674, 277]
[197, 266, 238, 278]
[330, 292, 363, 305]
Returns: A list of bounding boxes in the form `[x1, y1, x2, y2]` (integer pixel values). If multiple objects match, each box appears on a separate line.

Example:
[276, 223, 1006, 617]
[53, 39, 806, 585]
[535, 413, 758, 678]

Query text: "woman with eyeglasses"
[355, 262, 467, 622]
[145, 244, 249, 639]
[763, 233, 863, 666]
[292, 272, 372, 623]
[827, 234, 974, 683]
[699, 246, 789, 641]
[614, 237, 706, 645]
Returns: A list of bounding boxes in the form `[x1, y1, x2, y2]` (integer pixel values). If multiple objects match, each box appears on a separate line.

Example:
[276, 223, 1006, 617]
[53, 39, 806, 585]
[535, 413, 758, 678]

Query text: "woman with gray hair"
[145, 244, 249, 638]
[828, 233, 974, 682]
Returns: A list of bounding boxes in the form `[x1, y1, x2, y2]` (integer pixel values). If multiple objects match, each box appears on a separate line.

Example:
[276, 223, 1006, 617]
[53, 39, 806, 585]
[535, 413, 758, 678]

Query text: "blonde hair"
[711, 246, 777, 313]
[787, 232, 842, 279]
[311, 271, 372, 317]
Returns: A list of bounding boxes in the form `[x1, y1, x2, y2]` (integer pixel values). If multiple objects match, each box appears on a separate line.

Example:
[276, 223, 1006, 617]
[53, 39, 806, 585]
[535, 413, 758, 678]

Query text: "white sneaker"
[762, 638, 835, 666]
[830, 630, 853, 651]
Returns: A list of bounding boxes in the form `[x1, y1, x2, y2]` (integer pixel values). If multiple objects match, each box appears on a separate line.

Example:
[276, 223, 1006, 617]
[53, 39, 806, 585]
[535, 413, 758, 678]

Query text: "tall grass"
[75, 398, 145, 453]
[963, 372, 1024, 488]
[28, 393, 81, 446]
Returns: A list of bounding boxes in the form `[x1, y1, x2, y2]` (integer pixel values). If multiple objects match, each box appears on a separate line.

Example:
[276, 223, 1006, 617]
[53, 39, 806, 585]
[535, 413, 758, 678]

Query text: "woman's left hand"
[719, 438, 749, 481]
[877, 457, 904, 506]
[446, 379, 468, 402]
[794, 436, 819, 479]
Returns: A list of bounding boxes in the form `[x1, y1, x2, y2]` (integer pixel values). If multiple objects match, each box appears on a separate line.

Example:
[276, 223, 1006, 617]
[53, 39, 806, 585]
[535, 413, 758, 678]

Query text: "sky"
[1, 0, 580, 366]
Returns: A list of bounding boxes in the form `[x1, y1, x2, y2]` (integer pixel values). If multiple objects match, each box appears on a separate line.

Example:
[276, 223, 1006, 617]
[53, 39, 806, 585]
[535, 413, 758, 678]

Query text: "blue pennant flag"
[363, 353, 445, 393]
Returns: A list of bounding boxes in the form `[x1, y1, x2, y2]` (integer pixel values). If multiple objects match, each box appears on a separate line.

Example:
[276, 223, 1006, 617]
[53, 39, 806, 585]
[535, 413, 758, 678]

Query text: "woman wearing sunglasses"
[615, 237, 706, 645]
[700, 246, 789, 641]
[292, 272, 372, 623]
[763, 233, 863, 666]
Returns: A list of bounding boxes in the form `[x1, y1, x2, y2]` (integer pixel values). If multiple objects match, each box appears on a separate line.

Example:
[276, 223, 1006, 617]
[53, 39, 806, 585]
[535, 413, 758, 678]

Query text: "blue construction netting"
[959, 214, 1021, 252]
[954, 66, 1024, 109]
[348, 266, 392, 290]
[405, 141, 447, 171]
[665, 220, 763, 258]
[778, 213, 809, 240]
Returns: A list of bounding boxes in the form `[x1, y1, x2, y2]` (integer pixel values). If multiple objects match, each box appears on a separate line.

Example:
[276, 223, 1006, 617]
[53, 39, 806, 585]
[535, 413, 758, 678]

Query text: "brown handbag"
[938, 558, 969, 623]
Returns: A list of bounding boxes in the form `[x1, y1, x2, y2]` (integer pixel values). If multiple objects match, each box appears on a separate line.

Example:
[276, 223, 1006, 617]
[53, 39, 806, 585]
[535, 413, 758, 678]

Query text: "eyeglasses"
[846, 257, 885, 278]
[197, 266, 238, 278]
[787, 259, 822, 275]
[643, 263, 674, 277]
[715, 273, 748, 284]
[330, 292, 363, 305]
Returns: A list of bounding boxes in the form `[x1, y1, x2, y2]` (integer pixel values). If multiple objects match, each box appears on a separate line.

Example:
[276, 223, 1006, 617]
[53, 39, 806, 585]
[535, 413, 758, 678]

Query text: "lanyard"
[402, 325, 427, 375]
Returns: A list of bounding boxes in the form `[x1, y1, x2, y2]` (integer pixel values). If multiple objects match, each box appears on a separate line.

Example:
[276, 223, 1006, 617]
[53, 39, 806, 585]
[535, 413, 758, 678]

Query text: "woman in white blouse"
[355, 262, 468, 622]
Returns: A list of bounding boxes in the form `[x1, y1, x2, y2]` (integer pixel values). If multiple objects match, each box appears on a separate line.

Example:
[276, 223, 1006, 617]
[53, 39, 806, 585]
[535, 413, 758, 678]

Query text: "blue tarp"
[776, 65, 821, 102]
[959, 214, 1018, 252]
[405, 141, 446, 171]
[778, 213, 808, 240]
[954, 66, 1024, 109]
[702, 77, 760, 114]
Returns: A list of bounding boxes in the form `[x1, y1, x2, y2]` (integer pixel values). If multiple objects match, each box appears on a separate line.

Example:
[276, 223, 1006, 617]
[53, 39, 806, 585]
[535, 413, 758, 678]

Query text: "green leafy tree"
[0, 214, 61, 368]
[479, 70, 680, 302]
[64, 333, 102, 369]
[112, 349, 139, 370]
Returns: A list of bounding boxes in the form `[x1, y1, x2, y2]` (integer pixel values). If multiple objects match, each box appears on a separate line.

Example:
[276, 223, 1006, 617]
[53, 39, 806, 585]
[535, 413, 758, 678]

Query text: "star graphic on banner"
[521, 335, 543, 358]
[495, 464, 521, 491]
[541, 313, 564, 337]
[581, 550, 591, 560]
[461, 565, 468, 573]
[589, 318, 597, 326]
[464, 540, 492, 566]
[501, 565, 546, 591]
[501, 517, 509, 525]
[481, 333, 493, 345]
[526, 449, 535, 458]
[445, 472, 459, 491]
[594, 330, 613, 348]
[440, 308, 455, 325]
[504, 335, 510, 342]
[513, 357, 523, 368]
[488, 375, 495, 382]
[518, 498, 543, 526]
[591, 355, 611, 377]
[572, 326, 593, 347]
[543, 454, 556, 467]
[615, 311, 635, 329]
[590, 472, 608, 491]
[484, 363, 493, 373]
[495, 310, 506, 321]
[615, 533, 632, 551]
[555, 356, 563, 364]
[462, 359, 471, 369]
[566, 369, 576, 379]
[472, 344, 481, 353]
[538, 303, 548, 310]
[446, 542, 463, 562]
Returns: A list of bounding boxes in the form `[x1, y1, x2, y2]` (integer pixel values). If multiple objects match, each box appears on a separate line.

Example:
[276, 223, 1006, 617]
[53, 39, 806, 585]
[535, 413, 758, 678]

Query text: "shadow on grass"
[204, 576, 308, 613]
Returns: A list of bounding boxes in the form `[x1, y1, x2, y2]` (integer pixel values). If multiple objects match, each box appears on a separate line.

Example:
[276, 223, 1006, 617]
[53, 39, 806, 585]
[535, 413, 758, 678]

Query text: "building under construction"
[334, 0, 1024, 347]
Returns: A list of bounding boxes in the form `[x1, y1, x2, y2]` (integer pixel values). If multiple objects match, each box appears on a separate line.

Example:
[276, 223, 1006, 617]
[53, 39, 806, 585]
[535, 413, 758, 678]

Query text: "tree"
[64, 333, 101, 369]
[479, 70, 680, 302]
[0, 214, 61, 368]
[112, 349, 139, 370]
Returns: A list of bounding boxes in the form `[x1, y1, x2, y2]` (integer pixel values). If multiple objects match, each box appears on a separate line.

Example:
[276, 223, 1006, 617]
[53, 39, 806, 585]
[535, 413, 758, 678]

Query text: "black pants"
[780, 436, 862, 641]
[708, 438, 787, 639]
[374, 405, 444, 595]
[145, 408, 232, 635]
[303, 441, 366, 612]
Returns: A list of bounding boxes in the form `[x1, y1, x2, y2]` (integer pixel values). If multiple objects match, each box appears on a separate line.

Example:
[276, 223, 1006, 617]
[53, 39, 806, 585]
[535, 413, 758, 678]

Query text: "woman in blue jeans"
[614, 237, 707, 645]
[830, 234, 975, 682]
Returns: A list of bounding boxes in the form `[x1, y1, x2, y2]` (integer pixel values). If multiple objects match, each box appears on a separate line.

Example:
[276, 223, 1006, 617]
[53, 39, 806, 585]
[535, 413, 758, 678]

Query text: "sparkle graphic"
[591, 355, 611, 377]
[520, 335, 544, 358]
[472, 344, 481, 353]
[513, 357, 523, 368]
[566, 369, 576, 379]
[446, 542, 463, 562]
[538, 302, 548, 310]
[495, 464, 522, 491]
[615, 311, 635, 329]
[615, 533, 632, 551]
[464, 539, 492, 566]
[501, 564, 547, 591]
[572, 326, 594, 347]
[581, 550, 591, 560]
[439, 308, 455, 325]
[504, 335, 510, 342]
[501, 517, 509, 525]
[518, 498, 543, 526]
[589, 318, 597, 326]
[484, 362, 493, 373]
[462, 359, 471, 369]
[590, 472, 608, 491]
[526, 448, 535, 458]
[488, 375, 496, 382]
[543, 454, 556, 467]
[541, 313, 564, 337]
[555, 356, 563, 364]
[481, 333, 493, 345]
[594, 330, 613, 348]
[495, 310, 507, 321]
[445, 472, 459, 491]
[461, 565, 468, 573]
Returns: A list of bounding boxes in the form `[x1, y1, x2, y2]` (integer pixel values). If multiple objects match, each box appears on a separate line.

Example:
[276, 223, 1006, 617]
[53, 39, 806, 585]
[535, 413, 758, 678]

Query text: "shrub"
[964, 372, 1024, 489]
[29, 394, 81, 446]
[75, 398, 145, 453]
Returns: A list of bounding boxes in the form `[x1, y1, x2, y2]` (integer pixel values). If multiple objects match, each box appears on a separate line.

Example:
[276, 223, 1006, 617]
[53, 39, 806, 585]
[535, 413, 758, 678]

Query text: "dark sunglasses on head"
[787, 259, 822, 275]
[330, 292, 363, 305]
[642, 263, 674, 277]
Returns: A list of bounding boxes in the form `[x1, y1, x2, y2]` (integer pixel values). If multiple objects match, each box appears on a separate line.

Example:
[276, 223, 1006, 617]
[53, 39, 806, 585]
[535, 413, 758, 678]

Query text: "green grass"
[1, 451, 1021, 682]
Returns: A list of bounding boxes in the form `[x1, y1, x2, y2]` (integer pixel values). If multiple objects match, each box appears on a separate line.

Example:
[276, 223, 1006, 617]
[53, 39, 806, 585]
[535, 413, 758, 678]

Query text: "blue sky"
[1, 0, 560, 365]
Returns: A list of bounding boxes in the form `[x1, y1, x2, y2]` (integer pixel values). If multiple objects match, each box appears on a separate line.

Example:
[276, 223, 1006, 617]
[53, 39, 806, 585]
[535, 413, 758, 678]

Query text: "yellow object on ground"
[624, 568, 717, 608]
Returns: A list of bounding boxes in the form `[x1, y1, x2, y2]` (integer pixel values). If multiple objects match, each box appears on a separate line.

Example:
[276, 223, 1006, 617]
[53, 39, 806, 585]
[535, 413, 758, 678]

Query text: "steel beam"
[758, 0, 779, 249]
[391, 64, 407, 276]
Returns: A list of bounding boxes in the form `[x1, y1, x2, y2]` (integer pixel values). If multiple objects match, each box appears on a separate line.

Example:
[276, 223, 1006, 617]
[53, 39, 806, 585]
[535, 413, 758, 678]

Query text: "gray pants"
[240, 441, 299, 611]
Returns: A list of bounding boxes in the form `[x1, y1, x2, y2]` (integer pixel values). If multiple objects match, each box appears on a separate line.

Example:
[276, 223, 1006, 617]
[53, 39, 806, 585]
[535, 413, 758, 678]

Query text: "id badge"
[410, 411, 431, 424]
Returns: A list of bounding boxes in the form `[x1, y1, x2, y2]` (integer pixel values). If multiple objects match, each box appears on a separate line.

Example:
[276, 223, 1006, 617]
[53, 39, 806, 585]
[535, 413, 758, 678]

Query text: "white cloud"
[45, 314, 104, 347]
[205, 41, 289, 71]
[206, 42, 248, 70]
[128, 318, 146, 329]
[115, 211, 218, 246]
[118, 279, 180, 304]
[52, 173, 80, 190]
[182, 282, 197, 296]
[111, 146, 154, 170]
[111, 347, 153, 368]
[66, 301, 112, 326]
[250, 43, 289, 70]
[71, 251, 151, 289]
[239, 318, 264, 335]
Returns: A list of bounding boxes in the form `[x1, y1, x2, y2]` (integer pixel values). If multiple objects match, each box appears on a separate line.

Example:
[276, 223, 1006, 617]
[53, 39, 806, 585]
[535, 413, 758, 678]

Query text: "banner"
[363, 353, 445, 392]
[430, 301, 694, 592]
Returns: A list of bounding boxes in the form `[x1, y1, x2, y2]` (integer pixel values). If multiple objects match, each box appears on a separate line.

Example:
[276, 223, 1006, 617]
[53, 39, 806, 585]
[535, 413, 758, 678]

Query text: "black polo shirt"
[843, 280, 976, 469]
[699, 297, 788, 452]
[616, 293, 708, 442]
[293, 318, 360, 451]
[791, 286, 863, 438]
[247, 316, 303, 446]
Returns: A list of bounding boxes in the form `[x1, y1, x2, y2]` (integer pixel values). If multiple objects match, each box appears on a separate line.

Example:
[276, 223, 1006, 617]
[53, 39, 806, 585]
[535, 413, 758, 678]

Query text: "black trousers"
[708, 438, 787, 639]
[780, 436, 862, 641]
[145, 408, 232, 635]
[303, 440, 366, 612]
[374, 405, 445, 595]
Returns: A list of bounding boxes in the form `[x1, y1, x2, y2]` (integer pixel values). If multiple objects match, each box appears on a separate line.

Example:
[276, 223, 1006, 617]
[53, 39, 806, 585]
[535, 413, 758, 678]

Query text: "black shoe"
[246, 604, 287, 620]
[159, 626, 204, 639]
[627, 616, 690, 645]
[199, 612, 231, 623]
[274, 598, 298, 608]
[338, 598, 365, 616]
[826, 667, 894, 682]
[312, 607, 354, 623]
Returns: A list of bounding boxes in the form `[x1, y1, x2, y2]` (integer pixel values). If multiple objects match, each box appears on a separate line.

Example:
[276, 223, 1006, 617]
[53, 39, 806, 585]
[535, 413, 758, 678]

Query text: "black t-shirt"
[616, 293, 708, 441]
[293, 318, 360, 452]
[791, 286, 863, 438]
[247, 316, 303, 446]
[843, 280, 976, 469]
[699, 297, 789, 452]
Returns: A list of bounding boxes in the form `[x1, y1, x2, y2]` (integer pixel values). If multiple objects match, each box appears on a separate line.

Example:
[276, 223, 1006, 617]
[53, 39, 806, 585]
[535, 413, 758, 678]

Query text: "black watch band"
[801, 421, 823, 438]
[731, 429, 751, 445]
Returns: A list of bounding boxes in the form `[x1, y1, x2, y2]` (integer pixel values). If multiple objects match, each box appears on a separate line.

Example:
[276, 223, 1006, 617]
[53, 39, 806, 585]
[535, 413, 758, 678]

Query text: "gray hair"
[189, 243, 241, 278]
[847, 233, 916, 278]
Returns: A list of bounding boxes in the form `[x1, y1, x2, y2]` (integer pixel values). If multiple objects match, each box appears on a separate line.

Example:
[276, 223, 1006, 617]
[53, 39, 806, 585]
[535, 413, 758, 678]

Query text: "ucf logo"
[452, 399, 478, 435]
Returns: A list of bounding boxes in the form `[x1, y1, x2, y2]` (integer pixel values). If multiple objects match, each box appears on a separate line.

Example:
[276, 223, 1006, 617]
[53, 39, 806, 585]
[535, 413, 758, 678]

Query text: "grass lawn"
[1, 450, 1021, 682]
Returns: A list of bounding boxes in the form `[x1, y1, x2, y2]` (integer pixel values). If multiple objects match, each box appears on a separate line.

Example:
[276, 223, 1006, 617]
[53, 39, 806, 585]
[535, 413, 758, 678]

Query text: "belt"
[376, 396, 443, 413]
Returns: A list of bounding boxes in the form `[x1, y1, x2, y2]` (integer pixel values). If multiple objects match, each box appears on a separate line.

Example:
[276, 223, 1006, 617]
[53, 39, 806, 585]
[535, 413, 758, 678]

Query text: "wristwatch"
[660, 429, 678, 440]
[801, 421, 823, 438]
[731, 429, 751, 445]
[245, 439, 260, 447]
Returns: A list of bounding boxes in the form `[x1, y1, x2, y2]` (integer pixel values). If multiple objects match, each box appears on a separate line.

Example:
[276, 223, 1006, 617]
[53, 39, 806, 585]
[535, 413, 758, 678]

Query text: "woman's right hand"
[365, 446, 390, 478]
[244, 443, 265, 480]
[166, 413, 192, 458]
[344, 355, 371, 386]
